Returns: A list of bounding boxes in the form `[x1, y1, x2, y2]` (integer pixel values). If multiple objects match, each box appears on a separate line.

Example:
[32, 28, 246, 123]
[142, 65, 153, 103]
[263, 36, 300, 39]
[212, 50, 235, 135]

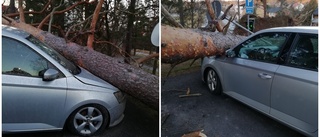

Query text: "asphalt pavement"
[161, 70, 305, 137]
[3, 95, 159, 137]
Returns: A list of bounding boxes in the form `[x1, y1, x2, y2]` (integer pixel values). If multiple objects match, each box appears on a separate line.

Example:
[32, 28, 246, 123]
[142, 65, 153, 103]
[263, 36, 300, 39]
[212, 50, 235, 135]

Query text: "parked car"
[201, 27, 318, 137]
[2, 25, 126, 136]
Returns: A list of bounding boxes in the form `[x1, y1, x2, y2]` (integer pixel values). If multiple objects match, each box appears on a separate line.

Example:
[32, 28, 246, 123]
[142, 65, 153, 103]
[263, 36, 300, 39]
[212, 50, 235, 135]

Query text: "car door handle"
[258, 73, 272, 79]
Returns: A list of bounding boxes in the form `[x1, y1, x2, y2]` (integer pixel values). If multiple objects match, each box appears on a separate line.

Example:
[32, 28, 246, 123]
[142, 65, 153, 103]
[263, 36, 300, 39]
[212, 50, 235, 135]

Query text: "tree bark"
[2, 17, 159, 110]
[161, 25, 246, 64]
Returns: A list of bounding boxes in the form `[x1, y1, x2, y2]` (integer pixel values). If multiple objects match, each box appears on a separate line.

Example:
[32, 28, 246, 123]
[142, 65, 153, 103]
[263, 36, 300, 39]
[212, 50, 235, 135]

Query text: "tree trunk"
[191, 0, 194, 28]
[161, 25, 246, 64]
[104, 2, 113, 56]
[2, 17, 159, 110]
[178, 0, 185, 27]
[8, 0, 16, 14]
[263, 0, 267, 18]
[125, 0, 136, 63]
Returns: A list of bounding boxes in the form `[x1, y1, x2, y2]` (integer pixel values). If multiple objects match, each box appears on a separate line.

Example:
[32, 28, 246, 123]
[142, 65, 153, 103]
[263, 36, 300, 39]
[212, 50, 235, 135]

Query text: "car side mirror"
[41, 69, 59, 81]
[226, 50, 236, 58]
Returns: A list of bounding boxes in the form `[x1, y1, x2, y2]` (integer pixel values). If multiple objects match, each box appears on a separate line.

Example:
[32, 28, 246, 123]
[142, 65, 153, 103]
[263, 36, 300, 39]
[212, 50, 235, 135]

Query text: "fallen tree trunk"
[2, 16, 159, 110]
[161, 25, 246, 64]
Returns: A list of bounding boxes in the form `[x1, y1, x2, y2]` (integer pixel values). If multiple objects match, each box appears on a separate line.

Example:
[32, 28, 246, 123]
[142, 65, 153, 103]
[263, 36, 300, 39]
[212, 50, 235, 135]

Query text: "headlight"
[114, 90, 125, 103]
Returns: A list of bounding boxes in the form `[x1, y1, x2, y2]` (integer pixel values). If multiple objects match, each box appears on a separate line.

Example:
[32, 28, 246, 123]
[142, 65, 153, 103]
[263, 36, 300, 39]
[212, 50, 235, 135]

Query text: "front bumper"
[108, 97, 126, 127]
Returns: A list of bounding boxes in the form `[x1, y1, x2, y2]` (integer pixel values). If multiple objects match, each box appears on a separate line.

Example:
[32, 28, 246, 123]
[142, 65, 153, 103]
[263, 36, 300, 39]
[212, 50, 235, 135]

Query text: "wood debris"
[179, 88, 202, 98]
[182, 129, 207, 137]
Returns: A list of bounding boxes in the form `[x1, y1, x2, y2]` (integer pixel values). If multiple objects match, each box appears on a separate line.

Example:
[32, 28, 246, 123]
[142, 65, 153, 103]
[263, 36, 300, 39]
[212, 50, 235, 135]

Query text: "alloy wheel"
[72, 106, 105, 136]
[206, 69, 221, 94]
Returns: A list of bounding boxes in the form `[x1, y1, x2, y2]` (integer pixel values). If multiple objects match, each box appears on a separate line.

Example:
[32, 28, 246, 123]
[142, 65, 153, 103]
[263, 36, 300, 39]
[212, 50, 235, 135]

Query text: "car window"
[286, 34, 318, 71]
[27, 35, 81, 75]
[2, 36, 63, 78]
[235, 32, 290, 63]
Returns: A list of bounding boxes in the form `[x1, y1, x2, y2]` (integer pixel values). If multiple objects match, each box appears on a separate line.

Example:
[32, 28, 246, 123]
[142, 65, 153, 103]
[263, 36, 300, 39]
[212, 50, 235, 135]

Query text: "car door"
[222, 32, 291, 114]
[2, 36, 67, 131]
[270, 34, 318, 133]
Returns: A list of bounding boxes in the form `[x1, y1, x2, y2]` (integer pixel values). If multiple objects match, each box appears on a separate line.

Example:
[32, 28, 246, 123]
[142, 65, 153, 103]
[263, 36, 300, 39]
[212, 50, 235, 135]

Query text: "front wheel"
[206, 69, 222, 95]
[68, 104, 109, 136]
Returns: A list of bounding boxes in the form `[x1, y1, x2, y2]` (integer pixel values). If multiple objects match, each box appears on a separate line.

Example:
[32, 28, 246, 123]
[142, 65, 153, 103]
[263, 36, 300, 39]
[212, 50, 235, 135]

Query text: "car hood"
[74, 68, 118, 90]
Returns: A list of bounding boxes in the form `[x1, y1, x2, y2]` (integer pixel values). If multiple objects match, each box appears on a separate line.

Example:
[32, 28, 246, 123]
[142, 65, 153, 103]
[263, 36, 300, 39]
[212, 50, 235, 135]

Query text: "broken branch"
[179, 93, 202, 98]
[87, 0, 104, 49]
[161, 5, 184, 28]
[205, 0, 222, 32]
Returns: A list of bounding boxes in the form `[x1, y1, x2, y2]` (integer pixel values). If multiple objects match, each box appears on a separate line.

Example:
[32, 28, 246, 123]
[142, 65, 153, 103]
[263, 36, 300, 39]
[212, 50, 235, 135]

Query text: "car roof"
[257, 26, 318, 34]
[2, 25, 30, 38]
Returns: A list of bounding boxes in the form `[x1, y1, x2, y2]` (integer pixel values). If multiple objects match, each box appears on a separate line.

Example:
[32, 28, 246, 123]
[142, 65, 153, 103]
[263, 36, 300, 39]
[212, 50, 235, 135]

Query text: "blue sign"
[246, 0, 254, 7]
[246, 7, 254, 14]
[246, 0, 254, 14]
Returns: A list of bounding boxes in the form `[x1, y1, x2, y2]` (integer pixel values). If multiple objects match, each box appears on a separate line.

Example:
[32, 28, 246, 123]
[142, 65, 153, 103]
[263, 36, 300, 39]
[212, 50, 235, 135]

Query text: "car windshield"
[27, 35, 81, 75]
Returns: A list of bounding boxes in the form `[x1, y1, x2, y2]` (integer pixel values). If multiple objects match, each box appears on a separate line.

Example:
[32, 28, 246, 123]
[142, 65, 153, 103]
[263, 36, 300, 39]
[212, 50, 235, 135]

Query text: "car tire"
[206, 69, 222, 95]
[68, 104, 109, 136]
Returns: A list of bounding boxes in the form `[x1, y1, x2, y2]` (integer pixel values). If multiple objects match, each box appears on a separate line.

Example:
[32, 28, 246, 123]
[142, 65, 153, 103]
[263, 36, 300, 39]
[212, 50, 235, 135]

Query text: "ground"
[161, 70, 304, 137]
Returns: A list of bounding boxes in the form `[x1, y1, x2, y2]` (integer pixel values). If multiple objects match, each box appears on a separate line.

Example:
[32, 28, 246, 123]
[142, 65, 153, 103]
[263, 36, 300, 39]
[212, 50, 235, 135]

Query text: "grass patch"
[161, 59, 202, 77]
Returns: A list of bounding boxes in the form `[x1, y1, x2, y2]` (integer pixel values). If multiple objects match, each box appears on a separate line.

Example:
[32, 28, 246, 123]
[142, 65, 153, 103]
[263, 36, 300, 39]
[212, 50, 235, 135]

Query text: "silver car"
[2, 25, 126, 136]
[201, 27, 318, 136]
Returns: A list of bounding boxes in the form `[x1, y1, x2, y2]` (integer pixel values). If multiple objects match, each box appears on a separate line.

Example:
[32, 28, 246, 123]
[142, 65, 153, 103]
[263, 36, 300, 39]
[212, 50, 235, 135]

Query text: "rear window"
[286, 34, 318, 71]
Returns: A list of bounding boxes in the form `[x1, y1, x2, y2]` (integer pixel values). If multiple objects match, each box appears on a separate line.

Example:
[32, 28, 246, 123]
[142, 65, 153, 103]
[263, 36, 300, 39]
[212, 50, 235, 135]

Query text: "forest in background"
[3, 0, 159, 60]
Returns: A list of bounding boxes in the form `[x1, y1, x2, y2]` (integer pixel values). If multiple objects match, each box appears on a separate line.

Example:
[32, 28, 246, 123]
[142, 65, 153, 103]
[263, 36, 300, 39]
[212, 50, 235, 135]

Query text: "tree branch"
[219, 4, 233, 20]
[95, 41, 136, 62]
[18, 0, 25, 23]
[87, 0, 103, 49]
[205, 0, 222, 32]
[115, 7, 138, 15]
[65, 15, 92, 40]
[48, 0, 65, 33]
[136, 53, 159, 64]
[2, 15, 12, 24]
[161, 5, 184, 28]
[222, 14, 236, 35]
[38, 0, 93, 29]
[65, 11, 108, 41]
[5, 0, 52, 17]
